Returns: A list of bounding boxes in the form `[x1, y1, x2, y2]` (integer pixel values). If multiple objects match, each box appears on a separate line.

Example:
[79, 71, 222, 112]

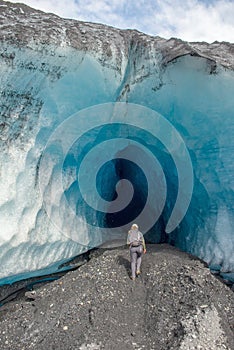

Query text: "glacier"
[0, 0, 234, 283]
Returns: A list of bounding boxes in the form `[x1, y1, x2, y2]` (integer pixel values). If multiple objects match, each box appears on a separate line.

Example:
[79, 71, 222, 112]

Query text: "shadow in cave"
[104, 158, 148, 228]
[98, 143, 182, 245]
[102, 156, 167, 244]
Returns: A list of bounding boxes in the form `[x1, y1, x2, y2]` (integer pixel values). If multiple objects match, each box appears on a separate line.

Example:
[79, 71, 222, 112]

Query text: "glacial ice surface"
[0, 1, 233, 283]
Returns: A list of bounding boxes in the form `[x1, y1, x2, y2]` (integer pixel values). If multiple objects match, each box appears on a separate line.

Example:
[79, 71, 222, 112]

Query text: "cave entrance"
[104, 158, 148, 228]
[102, 155, 167, 243]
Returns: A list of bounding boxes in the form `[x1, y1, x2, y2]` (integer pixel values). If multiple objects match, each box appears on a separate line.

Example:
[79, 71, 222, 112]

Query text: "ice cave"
[0, 1, 233, 284]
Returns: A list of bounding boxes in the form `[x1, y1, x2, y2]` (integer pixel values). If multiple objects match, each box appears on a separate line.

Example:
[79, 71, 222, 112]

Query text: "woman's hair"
[131, 223, 138, 229]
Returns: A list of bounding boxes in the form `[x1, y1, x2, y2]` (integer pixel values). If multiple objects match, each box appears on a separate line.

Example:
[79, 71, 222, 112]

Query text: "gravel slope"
[0, 244, 233, 350]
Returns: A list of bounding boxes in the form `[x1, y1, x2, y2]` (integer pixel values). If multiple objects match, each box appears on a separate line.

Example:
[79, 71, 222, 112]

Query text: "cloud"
[8, 0, 80, 19]
[151, 0, 234, 42]
[7, 0, 234, 42]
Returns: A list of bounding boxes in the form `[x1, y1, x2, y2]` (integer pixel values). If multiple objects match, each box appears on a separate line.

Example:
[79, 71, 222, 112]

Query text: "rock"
[24, 290, 36, 300]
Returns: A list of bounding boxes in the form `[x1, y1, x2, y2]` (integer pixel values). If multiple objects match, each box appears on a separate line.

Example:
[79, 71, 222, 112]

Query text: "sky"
[8, 0, 234, 43]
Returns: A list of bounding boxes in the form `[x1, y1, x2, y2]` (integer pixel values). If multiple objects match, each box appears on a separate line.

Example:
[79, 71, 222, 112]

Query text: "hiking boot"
[136, 270, 141, 276]
[130, 276, 136, 281]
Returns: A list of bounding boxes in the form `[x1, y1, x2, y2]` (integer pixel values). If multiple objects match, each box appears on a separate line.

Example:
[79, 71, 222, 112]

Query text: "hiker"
[127, 224, 146, 280]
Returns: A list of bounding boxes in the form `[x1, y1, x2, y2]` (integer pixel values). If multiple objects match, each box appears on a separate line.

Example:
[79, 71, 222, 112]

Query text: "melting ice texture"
[0, 35, 234, 284]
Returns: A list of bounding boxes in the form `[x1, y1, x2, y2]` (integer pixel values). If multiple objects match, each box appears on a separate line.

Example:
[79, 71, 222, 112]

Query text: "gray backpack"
[128, 230, 143, 247]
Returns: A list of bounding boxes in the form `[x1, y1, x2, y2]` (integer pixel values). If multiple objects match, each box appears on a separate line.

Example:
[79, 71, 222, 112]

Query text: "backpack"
[129, 230, 143, 247]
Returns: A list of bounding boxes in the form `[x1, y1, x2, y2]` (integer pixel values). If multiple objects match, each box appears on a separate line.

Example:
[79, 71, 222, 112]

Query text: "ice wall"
[0, 1, 233, 283]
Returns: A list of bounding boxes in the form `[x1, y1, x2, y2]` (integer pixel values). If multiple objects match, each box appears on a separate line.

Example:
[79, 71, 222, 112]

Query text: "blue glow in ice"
[0, 41, 233, 284]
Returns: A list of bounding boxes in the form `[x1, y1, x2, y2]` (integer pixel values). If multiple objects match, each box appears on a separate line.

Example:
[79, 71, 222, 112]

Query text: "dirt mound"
[0, 244, 233, 350]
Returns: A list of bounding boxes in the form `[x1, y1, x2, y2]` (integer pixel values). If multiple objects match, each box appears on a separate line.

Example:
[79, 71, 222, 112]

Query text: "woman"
[127, 224, 146, 280]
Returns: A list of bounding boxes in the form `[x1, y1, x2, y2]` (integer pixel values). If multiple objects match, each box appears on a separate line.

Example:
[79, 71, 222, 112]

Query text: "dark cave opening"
[102, 158, 168, 244]
[105, 158, 148, 228]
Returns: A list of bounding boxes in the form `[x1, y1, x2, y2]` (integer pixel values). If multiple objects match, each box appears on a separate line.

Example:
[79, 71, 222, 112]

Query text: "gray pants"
[130, 245, 143, 278]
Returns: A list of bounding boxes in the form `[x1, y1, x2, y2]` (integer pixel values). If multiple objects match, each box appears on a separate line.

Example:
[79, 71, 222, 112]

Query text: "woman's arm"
[141, 233, 146, 253]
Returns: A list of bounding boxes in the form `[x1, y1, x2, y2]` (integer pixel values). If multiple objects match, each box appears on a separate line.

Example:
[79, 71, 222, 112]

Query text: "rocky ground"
[0, 244, 233, 350]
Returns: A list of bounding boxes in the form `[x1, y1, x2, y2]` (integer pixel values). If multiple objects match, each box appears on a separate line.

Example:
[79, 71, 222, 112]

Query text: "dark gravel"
[0, 244, 233, 350]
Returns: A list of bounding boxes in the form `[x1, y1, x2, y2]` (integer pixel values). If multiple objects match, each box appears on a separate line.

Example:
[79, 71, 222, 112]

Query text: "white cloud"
[151, 0, 234, 42]
[7, 0, 234, 42]
[8, 0, 80, 19]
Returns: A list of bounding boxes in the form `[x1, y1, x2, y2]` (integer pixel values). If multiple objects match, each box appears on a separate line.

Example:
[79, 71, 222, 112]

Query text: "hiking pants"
[130, 245, 143, 279]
